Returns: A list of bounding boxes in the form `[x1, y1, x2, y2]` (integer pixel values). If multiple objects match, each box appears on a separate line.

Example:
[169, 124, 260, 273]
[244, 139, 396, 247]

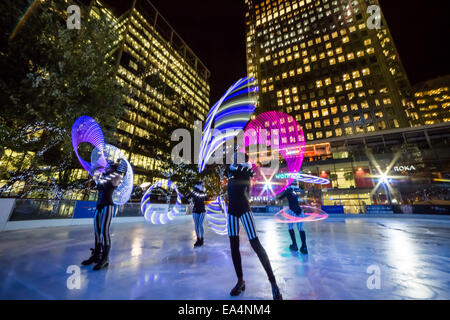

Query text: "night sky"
[150, 0, 450, 103]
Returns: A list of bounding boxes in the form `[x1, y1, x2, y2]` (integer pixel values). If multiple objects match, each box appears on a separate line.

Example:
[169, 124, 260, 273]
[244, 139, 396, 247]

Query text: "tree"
[0, 0, 128, 198]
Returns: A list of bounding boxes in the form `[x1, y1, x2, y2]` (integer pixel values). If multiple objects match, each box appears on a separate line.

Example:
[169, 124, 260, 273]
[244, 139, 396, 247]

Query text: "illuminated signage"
[393, 165, 416, 172]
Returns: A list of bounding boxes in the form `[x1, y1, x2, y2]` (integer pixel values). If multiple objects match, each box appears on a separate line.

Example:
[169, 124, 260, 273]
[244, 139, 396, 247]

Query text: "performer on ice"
[185, 181, 208, 247]
[225, 151, 282, 300]
[81, 160, 123, 271]
[277, 186, 308, 254]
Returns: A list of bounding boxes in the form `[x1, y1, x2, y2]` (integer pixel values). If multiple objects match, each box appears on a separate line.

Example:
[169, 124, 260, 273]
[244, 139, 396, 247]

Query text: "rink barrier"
[1, 199, 449, 231]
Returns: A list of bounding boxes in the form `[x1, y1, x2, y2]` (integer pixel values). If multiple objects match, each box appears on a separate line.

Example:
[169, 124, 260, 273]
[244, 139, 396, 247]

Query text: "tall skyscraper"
[91, 0, 211, 186]
[411, 75, 450, 126]
[245, 0, 413, 142]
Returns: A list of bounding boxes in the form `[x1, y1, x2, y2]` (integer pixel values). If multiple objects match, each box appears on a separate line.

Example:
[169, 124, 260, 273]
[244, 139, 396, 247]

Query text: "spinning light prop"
[91, 144, 134, 205]
[243, 111, 305, 196]
[71, 116, 133, 205]
[198, 77, 258, 173]
[205, 196, 228, 235]
[274, 206, 328, 223]
[71, 116, 107, 174]
[141, 180, 182, 224]
[275, 172, 330, 185]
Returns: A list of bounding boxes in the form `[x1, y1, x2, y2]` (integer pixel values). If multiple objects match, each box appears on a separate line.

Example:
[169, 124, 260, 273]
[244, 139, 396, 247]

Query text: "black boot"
[198, 238, 204, 247]
[93, 245, 110, 271]
[230, 280, 245, 296]
[271, 282, 283, 300]
[81, 244, 101, 266]
[194, 238, 201, 247]
[288, 229, 298, 251]
[299, 231, 308, 254]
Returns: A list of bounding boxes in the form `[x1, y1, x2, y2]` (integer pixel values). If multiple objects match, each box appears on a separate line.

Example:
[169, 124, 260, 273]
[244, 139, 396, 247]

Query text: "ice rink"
[0, 215, 449, 300]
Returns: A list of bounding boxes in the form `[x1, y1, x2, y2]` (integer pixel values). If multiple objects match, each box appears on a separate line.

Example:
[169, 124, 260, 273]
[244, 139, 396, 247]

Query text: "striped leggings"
[227, 211, 276, 283]
[94, 205, 115, 248]
[227, 211, 258, 240]
[193, 212, 206, 238]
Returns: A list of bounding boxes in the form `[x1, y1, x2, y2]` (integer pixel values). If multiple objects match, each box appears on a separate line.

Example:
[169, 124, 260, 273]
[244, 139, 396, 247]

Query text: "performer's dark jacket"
[95, 172, 120, 208]
[277, 187, 303, 216]
[185, 187, 207, 213]
[226, 164, 254, 217]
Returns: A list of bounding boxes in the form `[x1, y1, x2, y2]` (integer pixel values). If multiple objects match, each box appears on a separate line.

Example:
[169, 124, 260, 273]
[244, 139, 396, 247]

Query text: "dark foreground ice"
[0, 215, 449, 300]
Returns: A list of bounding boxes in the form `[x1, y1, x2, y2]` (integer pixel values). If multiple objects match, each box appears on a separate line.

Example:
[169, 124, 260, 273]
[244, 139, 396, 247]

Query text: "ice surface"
[0, 216, 449, 300]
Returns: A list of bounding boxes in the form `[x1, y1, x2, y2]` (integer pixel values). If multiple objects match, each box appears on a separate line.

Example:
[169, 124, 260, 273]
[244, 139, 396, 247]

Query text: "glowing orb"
[198, 77, 257, 173]
[275, 173, 330, 185]
[141, 180, 182, 224]
[205, 196, 228, 235]
[91, 144, 134, 205]
[71, 116, 107, 175]
[274, 206, 328, 223]
[242, 111, 305, 197]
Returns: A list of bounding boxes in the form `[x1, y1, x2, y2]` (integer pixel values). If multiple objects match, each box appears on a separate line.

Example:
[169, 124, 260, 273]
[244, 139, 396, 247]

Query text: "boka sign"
[393, 165, 416, 173]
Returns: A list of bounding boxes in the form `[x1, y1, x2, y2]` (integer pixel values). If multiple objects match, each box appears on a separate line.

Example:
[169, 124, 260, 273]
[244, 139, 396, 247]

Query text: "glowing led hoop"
[71, 116, 107, 175]
[91, 144, 134, 205]
[275, 173, 330, 185]
[205, 196, 228, 235]
[243, 111, 305, 196]
[198, 77, 258, 173]
[274, 206, 328, 223]
[141, 180, 182, 224]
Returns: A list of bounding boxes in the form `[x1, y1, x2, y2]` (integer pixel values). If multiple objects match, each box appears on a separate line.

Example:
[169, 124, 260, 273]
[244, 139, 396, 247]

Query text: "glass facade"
[410, 75, 450, 126]
[244, 0, 413, 142]
[94, 0, 210, 186]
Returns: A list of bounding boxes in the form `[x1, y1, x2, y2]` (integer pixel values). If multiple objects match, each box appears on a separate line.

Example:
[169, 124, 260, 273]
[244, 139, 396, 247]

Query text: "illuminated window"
[357, 50, 365, 57]
[345, 83, 353, 90]
[312, 110, 320, 118]
[306, 123, 312, 129]
[338, 55, 345, 63]
[341, 105, 348, 112]
[362, 68, 370, 76]
[316, 80, 323, 88]
[336, 85, 343, 93]
[304, 112, 311, 120]
[322, 109, 329, 117]
[352, 71, 360, 78]
[329, 58, 336, 65]
[331, 106, 338, 114]
[305, 65, 311, 72]
[316, 131, 323, 139]
[307, 133, 314, 140]
[343, 74, 350, 81]
[333, 117, 340, 125]
[364, 39, 372, 46]
[343, 116, 351, 124]
[342, 36, 349, 43]
[347, 53, 355, 60]
[325, 78, 332, 85]
[335, 128, 343, 136]
[297, 67, 303, 74]
[355, 80, 363, 88]
[345, 127, 353, 135]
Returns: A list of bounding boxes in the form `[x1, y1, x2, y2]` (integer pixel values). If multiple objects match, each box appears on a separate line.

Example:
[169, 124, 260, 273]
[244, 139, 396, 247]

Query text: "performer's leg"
[288, 223, 298, 251]
[228, 214, 245, 296]
[94, 205, 114, 270]
[198, 212, 206, 246]
[81, 207, 102, 265]
[297, 222, 308, 254]
[240, 212, 282, 300]
[193, 213, 201, 247]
